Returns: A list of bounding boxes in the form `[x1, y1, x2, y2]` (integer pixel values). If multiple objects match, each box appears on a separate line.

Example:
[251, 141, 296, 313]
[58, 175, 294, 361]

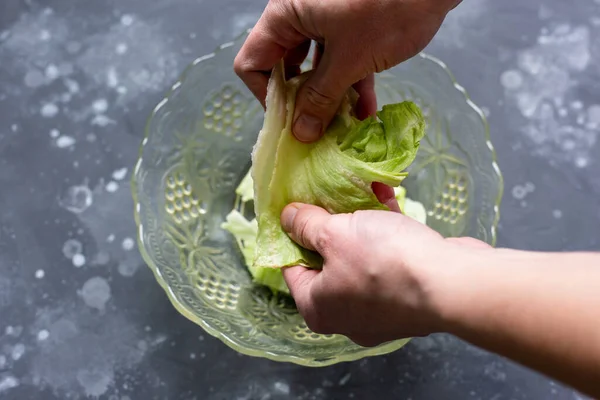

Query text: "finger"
[312, 42, 324, 70]
[372, 182, 401, 213]
[233, 4, 307, 106]
[280, 203, 332, 252]
[352, 73, 377, 120]
[282, 265, 319, 304]
[292, 47, 364, 143]
[284, 40, 312, 80]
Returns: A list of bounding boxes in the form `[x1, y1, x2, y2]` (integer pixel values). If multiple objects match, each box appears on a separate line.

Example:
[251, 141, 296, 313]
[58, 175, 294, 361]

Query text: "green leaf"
[250, 62, 425, 270]
[221, 209, 290, 294]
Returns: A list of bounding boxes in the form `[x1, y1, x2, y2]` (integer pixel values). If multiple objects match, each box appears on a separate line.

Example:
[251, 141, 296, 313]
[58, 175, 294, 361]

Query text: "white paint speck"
[92, 99, 108, 114]
[65, 79, 80, 94]
[50, 129, 60, 138]
[45, 64, 59, 80]
[120, 14, 134, 26]
[571, 101, 583, 110]
[118, 262, 139, 277]
[37, 330, 50, 341]
[61, 186, 92, 213]
[117, 86, 128, 95]
[112, 168, 128, 181]
[190, 353, 196, 359]
[273, 381, 290, 394]
[107, 67, 119, 87]
[115, 43, 128, 54]
[41, 103, 59, 118]
[11, 344, 25, 361]
[39, 29, 51, 41]
[511, 185, 528, 200]
[105, 181, 119, 192]
[11, 124, 18, 132]
[80, 277, 111, 311]
[500, 70, 523, 90]
[0, 376, 19, 392]
[35, 269, 45, 279]
[339, 373, 352, 386]
[575, 157, 588, 168]
[106, 234, 115, 243]
[121, 237, 135, 251]
[72, 253, 86, 268]
[63, 239, 83, 259]
[524, 182, 535, 192]
[56, 135, 76, 148]
[91, 115, 115, 126]
[551, 210, 561, 220]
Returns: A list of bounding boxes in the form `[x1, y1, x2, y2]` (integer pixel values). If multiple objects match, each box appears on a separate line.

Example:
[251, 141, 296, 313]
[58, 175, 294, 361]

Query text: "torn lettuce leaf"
[394, 186, 427, 223]
[235, 168, 254, 203]
[222, 171, 428, 294]
[221, 208, 290, 294]
[250, 62, 426, 270]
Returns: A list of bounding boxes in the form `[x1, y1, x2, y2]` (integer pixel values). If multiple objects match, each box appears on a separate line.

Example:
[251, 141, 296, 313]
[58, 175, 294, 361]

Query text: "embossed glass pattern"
[131, 31, 503, 366]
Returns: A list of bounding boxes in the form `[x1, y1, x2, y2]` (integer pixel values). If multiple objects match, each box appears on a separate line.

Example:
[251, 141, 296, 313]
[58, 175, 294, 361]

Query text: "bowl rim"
[131, 29, 503, 367]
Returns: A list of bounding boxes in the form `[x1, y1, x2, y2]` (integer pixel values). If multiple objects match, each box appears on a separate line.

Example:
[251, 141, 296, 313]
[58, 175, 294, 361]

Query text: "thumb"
[292, 49, 360, 143]
[280, 203, 331, 252]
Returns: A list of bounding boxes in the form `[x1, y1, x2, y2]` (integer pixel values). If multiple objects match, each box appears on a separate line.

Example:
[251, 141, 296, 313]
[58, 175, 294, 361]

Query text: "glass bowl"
[131, 31, 503, 367]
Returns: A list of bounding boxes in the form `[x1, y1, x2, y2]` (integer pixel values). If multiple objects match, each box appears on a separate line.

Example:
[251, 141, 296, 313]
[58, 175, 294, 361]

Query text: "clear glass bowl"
[131, 31, 503, 366]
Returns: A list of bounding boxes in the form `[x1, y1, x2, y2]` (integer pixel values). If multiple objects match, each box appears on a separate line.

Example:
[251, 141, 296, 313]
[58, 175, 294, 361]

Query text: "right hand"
[234, 0, 461, 142]
[280, 202, 491, 347]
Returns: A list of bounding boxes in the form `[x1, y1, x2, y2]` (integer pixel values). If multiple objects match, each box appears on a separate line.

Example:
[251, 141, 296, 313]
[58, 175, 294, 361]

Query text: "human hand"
[235, 0, 461, 142]
[280, 202, 490, 347]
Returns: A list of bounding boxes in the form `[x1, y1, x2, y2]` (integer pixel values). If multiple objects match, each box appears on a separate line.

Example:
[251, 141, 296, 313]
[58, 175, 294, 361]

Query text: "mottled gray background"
[0, 0, 598, 399]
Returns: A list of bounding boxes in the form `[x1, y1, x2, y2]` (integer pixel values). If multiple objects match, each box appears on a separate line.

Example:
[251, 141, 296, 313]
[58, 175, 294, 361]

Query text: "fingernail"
[281, 204, 300, 233]
[293, 114, 322, 143]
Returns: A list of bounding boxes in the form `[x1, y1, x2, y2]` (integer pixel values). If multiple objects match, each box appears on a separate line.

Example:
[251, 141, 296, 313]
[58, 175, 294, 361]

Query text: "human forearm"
[430, 248, 600, 398]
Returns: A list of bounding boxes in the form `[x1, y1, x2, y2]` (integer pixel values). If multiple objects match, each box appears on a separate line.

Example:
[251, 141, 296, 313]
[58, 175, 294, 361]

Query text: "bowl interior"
[132, 32, 502, 366]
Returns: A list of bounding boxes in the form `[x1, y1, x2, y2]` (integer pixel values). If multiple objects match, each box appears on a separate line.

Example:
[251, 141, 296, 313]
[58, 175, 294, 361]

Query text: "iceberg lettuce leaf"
[251, 62, 426, 270]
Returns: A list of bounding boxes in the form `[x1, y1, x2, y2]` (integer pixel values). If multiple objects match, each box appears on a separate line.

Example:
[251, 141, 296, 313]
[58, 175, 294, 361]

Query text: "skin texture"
[280, 203, 600, 399]
[234, 0, 460, 142]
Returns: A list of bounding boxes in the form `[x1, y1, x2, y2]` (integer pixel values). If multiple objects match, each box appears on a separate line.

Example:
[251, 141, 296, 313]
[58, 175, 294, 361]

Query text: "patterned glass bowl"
[131, 31, 503, 367]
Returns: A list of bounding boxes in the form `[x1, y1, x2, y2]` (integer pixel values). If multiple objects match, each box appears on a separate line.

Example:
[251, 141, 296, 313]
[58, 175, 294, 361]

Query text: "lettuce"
[250, 62, 426, 270]
[222, 172, 428, 294]
[221, 210, 290, 293]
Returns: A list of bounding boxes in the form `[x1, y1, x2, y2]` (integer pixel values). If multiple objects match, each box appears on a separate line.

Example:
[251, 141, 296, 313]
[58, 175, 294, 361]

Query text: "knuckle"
[315, 223, 335, 252]
[295, 211, 313, 246]
[233, 54, 249, 77]
[303, 84, 338, 110]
